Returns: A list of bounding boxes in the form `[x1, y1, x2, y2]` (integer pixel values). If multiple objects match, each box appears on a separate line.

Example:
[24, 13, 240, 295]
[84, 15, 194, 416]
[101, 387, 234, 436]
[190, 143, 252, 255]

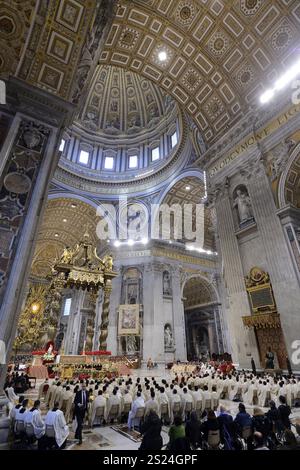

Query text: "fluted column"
[142, 263, 164, 364]
[107, 274, 122, 355]
[142, 264, 154, 363]
[214, 181, 260, 368]
[172, 267, 187, 361]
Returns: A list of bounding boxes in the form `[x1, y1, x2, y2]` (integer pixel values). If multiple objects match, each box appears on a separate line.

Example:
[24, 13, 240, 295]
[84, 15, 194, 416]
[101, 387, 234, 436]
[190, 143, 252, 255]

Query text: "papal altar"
[53, 354, 139, 379]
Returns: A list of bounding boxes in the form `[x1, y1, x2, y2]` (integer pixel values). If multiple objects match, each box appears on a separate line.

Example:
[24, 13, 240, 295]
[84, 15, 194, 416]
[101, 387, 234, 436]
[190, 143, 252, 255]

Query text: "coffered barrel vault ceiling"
[1, 1, 300, 148]
[98, 0, 300, 145]
[0, 0, 117, 102]
[183, 276, 217, 309]
[31, 198, 99, 279]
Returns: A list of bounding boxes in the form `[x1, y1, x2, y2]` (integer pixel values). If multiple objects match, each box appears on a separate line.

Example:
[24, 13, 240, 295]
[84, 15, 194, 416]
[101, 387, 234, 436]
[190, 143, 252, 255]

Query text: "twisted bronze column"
[99, 281, 112, 350]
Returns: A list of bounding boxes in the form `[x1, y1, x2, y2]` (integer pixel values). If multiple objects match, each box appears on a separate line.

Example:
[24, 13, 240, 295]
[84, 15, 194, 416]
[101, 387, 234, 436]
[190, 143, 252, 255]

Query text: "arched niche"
[182, 275, 221, 361]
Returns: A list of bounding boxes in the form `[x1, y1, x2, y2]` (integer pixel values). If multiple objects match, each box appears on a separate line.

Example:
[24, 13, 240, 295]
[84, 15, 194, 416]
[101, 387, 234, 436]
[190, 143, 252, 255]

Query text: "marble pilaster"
[107, 274, 122, 355]
[245, 155, 300, 371]
[172, 267, 187, 361]
[0, 79, 74, 392]
[214, 182, 260, 368]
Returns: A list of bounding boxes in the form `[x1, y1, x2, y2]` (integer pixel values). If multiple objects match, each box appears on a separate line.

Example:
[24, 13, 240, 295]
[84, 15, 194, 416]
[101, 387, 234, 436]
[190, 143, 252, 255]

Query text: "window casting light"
[158, 50, 167, 61]
[260, 58, 300, 104]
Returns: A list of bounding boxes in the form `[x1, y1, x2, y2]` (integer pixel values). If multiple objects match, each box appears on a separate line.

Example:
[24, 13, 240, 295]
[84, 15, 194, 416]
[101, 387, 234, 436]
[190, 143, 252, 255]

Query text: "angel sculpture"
[60, 246, 73, 264]
[103, 255, 113, 271]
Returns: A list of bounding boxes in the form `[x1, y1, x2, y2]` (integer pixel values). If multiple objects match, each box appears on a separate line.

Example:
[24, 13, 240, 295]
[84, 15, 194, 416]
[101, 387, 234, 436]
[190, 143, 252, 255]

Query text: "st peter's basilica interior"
[0, 0, 300, 455]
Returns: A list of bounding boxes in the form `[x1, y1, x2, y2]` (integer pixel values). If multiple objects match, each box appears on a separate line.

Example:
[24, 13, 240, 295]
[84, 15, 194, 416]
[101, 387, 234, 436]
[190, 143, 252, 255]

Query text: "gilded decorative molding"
[242, 313, 281, 329]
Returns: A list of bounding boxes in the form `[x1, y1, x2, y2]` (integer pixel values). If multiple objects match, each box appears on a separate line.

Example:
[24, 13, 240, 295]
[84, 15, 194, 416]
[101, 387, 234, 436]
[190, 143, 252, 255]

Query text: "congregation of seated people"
[4, 362, 300, 451]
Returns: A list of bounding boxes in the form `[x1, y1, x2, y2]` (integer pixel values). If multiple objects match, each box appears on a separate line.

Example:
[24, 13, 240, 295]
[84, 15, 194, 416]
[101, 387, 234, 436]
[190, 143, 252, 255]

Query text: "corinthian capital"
[207, 177, 230, 205]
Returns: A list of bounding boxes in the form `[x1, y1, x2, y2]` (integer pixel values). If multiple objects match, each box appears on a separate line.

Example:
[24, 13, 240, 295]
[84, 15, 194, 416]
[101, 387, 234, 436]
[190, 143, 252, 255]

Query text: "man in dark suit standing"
[74, 383, 89, 444]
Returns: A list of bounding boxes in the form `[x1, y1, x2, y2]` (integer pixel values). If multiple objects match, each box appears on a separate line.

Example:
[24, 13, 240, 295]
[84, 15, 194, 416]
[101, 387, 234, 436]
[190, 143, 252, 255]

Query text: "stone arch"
[152, 173, 215, 249]
[182, 274, 221, 359]
[182, 273, 218, 305]
[278, 142, 300, 209]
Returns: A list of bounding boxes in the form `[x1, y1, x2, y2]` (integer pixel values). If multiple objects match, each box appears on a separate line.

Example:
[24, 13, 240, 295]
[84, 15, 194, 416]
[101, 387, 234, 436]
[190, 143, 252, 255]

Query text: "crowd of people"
[4, 362, 300, 451]
[5, 371, 32, 395]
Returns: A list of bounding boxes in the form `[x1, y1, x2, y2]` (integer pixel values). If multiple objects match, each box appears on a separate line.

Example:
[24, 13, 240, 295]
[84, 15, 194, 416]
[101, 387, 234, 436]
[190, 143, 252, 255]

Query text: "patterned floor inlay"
[111, 424, 142, 443]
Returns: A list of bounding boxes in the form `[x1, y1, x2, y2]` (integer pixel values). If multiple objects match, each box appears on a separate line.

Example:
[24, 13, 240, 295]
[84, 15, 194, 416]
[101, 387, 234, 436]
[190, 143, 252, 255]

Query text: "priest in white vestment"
[170, 389, 182, 423]
[45, 381, 57, 407]
[58, 386, 74, 423]
[24, 400, 45, 446]
[121, 389, 132, 413]
[181, 388, 193, 419]
[90, 390, 107, 426]
[14, 399, 29, 432]
[144, 392, 159, 417]
[5, 385, 18, 403]
[202, 386, 212, 411]
[191, 386, 203, 413]
[44, 403, 69, 448]
[9, 396, 24, 426]
[105, 389, 121, 422]
[127, 392, 145, 430]
[157, 387, 170, 419]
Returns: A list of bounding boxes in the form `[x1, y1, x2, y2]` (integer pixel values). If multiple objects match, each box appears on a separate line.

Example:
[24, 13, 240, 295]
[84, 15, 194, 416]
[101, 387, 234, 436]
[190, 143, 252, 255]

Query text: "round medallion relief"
[4, 172, 31, 194]
[275, 31, 289, 48]
[246, 0, 258, 8]
[214, 38, 225, 51]
[180, 6, 191, 20]
[0, 16, 15, 35]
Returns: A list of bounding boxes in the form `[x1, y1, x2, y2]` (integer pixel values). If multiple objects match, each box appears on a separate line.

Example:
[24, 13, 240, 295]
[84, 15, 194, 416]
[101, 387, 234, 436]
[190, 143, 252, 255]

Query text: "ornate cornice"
[53, 113, 191, 195]
[3, 77, 75, 128]
[242, 313, 281, 329]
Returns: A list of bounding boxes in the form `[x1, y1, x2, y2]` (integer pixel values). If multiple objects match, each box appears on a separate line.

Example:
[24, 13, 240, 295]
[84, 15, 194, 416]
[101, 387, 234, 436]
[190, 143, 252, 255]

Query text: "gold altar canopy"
[50, 232, 117, 349]
[51, 231, 117, 292]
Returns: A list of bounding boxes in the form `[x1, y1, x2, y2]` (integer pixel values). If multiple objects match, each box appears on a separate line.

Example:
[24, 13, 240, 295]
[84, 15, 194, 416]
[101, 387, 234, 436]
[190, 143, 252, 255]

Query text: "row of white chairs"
[91, 398, 218, 426]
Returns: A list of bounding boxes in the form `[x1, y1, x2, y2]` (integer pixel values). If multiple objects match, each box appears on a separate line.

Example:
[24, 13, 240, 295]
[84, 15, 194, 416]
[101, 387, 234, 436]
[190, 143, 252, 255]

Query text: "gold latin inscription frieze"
[208, 103, 300, 177]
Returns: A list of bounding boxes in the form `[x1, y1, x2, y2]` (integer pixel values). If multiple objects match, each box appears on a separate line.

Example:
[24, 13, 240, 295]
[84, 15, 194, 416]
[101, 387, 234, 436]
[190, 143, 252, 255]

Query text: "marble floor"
[6, 372, 300, 451]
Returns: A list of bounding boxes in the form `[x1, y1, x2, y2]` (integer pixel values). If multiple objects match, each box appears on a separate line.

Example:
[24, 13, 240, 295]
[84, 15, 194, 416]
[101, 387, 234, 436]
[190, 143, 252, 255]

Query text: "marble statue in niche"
[126, 335, 137, 354]
[164, 324, 174, 350]
[127, 283, 138, 304]
[163, 271, 172, 295]
[233, 185, 254, 226]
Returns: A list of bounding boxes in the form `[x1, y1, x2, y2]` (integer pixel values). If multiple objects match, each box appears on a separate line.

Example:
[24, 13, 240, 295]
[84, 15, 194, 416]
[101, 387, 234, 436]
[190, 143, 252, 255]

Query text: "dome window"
[104, 156, 114, 170]
[59, 139, 65, 152]
[79, 150, 90, 165]
[151, 146, 160, 162]
[63, 297, 72, 316]
[171, 131, 178, 148]
[129, 155, 138, 169]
